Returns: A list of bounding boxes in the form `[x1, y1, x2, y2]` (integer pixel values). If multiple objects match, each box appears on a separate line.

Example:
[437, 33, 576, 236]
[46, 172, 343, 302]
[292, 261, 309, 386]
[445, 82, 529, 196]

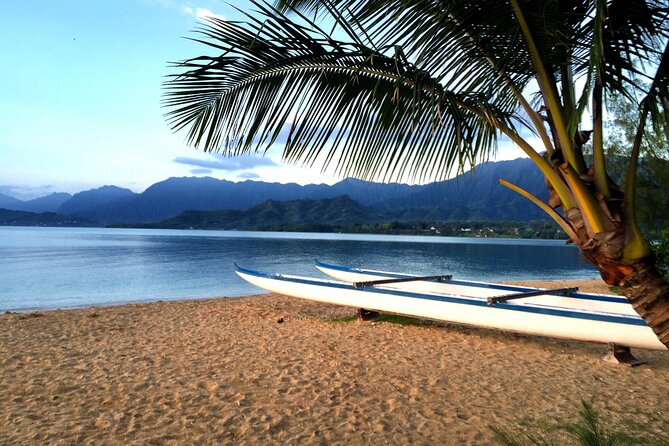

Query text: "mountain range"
[0, 158, 549, 225]
[0, 192, 72, 213]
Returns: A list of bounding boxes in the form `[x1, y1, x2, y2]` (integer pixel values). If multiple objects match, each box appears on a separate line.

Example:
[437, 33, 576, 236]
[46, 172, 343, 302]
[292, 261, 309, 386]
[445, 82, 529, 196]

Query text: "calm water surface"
[0, 226, 598, 311]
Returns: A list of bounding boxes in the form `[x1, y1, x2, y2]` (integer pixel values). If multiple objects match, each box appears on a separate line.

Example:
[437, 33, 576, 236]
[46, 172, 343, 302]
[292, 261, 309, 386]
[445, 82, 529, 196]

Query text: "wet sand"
[1, 281, 668, 445]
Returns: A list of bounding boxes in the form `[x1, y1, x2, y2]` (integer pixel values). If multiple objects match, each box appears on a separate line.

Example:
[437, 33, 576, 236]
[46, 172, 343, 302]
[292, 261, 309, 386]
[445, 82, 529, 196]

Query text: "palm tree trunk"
[617, 260, 669, 349]
[574, 226, 669, 349]
[544, 153, 669, 350]
[584, 247, 669, 350]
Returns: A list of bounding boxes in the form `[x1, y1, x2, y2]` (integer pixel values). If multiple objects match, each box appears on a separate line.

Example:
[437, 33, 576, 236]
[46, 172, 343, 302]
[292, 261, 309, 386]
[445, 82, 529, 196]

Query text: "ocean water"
[0, 226, 598, 312]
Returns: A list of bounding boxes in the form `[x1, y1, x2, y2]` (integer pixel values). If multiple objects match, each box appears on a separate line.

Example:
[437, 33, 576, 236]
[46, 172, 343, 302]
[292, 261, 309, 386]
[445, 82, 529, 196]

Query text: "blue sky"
[0, 0, 335, 199]
[0, 0, 523, 200]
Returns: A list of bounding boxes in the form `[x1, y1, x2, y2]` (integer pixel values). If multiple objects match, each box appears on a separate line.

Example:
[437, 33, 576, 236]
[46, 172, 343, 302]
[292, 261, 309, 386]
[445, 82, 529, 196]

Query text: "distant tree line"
[255, 220, 567, 239]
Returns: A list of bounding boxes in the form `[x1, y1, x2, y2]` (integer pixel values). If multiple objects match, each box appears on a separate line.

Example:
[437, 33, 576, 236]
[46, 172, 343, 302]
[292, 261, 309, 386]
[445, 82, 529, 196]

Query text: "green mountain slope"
[136, 196, 388, 229]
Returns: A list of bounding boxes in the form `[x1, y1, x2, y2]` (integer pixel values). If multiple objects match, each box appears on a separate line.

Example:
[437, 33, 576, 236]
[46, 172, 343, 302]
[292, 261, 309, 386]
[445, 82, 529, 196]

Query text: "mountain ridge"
[1, 158, 548, 224]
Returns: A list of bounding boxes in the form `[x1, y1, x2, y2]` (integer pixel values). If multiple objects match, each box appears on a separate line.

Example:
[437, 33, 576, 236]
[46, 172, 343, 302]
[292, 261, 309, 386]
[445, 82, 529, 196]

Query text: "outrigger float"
[235, 261, 667, 364]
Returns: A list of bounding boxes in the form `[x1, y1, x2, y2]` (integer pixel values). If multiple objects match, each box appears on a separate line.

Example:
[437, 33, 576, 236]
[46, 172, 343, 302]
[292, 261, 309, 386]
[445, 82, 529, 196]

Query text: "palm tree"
[163, 0, 669, 349]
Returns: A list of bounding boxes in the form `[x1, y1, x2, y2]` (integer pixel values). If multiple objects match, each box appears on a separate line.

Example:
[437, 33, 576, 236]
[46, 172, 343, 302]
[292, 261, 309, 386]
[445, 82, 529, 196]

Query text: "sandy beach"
[1, 281, 668, 445]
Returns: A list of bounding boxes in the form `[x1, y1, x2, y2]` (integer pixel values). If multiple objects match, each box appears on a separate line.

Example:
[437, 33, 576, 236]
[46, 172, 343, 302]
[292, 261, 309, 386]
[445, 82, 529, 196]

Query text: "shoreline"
[1, 279, 612, 315]
[2, 283, 667, 445]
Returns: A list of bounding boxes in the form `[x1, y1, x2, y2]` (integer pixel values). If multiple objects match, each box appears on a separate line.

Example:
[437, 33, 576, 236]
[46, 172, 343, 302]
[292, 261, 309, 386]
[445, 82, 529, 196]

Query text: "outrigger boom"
[354, 274, 452, 289]
[487, 287, 579, 306]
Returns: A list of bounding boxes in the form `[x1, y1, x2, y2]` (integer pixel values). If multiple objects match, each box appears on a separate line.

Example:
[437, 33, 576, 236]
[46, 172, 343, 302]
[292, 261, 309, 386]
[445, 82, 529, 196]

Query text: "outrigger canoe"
[235, 262, 666, 351]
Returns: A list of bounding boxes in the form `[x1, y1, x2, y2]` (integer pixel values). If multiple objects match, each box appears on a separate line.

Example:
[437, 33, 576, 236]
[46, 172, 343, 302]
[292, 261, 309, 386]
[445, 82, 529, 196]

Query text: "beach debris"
[276, 317, 284, 324]
[18, 312, 44, 320]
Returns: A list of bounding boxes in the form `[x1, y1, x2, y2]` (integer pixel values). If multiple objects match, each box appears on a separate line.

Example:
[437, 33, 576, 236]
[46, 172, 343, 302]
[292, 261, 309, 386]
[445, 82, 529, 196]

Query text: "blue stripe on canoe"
[237, 265, 646, 327]
[314, 260, 629, 304]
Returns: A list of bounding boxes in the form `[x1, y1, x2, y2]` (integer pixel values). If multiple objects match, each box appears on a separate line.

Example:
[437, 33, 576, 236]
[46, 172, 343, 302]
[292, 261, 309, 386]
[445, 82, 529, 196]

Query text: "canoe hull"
[236, 266, 666, 351]
[316, 261, 638, 315]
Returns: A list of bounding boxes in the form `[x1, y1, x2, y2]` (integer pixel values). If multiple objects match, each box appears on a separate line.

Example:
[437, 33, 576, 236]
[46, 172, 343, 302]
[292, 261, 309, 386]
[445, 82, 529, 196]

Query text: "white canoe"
[235, 263, 666, 351]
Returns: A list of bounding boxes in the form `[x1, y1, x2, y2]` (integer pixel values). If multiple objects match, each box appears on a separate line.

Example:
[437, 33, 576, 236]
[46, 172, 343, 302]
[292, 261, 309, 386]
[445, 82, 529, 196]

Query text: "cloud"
[0, 185, 21, 198]
[174, 154, 280, 172]
[147, 1, 224, 19]
[181, 6, 225, 20]
[238, 172, 261, 179]
[0, 184, 56, 200]
[190, 168, 213, 174]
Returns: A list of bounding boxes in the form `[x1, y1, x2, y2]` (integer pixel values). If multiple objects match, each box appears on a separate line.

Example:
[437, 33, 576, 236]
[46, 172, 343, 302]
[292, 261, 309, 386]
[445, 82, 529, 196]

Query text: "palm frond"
[164, 2, 513, 182]
[165, 0, 669, 186]
[644, 39, 669, 137]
